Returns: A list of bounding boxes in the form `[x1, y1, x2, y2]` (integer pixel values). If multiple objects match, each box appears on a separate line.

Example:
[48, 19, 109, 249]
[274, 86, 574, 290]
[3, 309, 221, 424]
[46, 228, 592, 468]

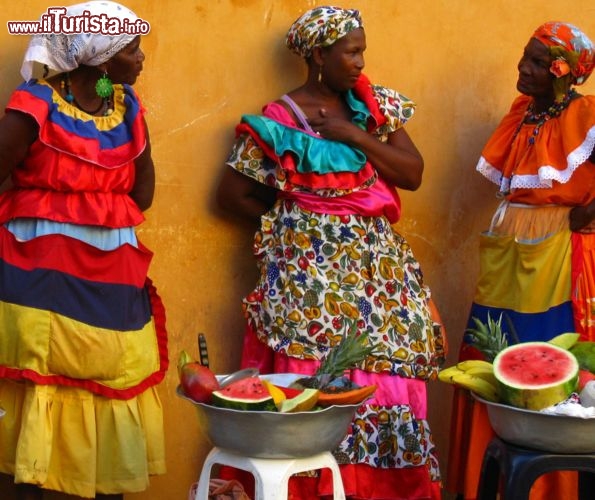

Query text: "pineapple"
[465, 312, 518, 362]
[293, 319, 381, 392]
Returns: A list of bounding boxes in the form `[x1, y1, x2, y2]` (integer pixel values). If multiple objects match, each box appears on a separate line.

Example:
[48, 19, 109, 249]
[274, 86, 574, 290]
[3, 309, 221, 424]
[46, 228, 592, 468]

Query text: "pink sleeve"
[262, 102, 297, 126]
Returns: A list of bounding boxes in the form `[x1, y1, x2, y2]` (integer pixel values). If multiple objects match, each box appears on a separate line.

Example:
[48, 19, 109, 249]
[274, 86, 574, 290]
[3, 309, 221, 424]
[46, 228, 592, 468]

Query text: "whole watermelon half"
[493, 341, 579, 410]
[211, 376, 277, 411]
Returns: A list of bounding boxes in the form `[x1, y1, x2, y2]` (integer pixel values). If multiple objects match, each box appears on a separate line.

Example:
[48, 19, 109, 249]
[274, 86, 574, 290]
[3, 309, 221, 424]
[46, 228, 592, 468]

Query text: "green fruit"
[279, 388, 320, 413]
[548, 332, 581, 350]
[570, 341, 595, 373]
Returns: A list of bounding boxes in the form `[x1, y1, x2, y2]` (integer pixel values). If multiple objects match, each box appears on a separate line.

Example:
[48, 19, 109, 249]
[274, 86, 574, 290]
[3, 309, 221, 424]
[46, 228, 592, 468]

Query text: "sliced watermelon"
[578, 369, 595, 391]
[211, 376, 277, 411]
[493, 342, 578, 410]
[276, 385, 304, 399]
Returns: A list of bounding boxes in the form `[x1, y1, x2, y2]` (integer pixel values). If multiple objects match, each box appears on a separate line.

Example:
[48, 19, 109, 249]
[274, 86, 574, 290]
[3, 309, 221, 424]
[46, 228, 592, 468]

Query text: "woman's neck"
[60, 66, 112, 116]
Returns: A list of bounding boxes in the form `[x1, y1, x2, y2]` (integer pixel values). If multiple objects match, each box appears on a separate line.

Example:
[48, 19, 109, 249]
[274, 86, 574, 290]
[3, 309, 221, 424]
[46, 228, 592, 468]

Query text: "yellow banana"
[438, 365, 463, 383]
[463, 367, 498, 386]
[438, 359, 500, 402]
[456, 359, 494, 371]
[450, 372, 500, 402]
[453, 360, 498, 385]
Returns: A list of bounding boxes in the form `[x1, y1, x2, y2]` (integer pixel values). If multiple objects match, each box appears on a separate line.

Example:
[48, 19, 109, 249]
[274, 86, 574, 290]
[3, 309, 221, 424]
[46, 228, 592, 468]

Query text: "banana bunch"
[438, 360, 500, 402]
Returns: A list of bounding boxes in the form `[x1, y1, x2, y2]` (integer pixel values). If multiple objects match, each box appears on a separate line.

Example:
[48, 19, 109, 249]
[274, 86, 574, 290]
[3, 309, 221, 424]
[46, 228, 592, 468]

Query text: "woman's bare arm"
[216, 167, 277, 221]
[0, 110, 38, 182]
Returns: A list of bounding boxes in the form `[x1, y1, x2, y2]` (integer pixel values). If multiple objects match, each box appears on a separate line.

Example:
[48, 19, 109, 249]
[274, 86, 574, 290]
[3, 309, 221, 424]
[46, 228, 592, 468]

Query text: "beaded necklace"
[497, 89, 577, 198]
[60, 73, 114, 116]
[514, 89, 576, 145]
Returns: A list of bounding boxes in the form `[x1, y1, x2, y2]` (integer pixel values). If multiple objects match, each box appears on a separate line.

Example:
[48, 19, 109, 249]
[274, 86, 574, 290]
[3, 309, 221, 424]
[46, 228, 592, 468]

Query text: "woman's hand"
[309, 107, 424, 191]
[570, 203, 595, 232]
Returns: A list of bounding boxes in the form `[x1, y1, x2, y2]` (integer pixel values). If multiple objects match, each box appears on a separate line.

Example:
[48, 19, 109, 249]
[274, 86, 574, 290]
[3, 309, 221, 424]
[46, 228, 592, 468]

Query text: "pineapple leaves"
[465, 312, 510, 362]
[315, 319, 382, 380]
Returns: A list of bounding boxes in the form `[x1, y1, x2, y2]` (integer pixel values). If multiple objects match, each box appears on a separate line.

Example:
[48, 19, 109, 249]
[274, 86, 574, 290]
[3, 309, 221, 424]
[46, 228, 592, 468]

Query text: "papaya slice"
[317, 385, 377, 406]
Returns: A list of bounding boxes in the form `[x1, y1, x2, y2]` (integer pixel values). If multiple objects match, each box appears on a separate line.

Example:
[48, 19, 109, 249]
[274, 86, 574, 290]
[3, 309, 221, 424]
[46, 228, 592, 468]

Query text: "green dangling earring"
[95, 72, 113, 99]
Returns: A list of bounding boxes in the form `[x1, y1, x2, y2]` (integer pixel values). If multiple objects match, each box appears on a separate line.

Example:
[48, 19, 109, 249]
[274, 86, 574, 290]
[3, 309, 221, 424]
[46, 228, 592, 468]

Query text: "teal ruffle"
[240, 89, 372, 175]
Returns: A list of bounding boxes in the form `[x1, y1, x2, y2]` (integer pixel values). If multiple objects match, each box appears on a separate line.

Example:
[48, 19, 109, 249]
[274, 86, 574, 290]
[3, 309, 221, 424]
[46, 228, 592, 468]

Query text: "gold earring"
[318, 65, 323, 83]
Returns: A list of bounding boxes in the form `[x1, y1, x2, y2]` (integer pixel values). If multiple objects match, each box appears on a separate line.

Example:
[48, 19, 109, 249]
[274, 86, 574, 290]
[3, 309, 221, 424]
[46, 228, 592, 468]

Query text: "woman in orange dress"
[446, 21, 595, 500]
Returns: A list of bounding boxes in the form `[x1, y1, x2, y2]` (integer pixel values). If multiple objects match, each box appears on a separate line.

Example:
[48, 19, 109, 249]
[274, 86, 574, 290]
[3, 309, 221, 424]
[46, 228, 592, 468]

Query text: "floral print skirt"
[243, 200, 445, 379]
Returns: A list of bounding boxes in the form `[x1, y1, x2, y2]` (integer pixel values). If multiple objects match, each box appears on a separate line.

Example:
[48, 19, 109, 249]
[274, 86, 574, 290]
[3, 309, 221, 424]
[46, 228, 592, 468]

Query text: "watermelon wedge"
[493, 342, 579, 410]
[211, 376, 277, 411]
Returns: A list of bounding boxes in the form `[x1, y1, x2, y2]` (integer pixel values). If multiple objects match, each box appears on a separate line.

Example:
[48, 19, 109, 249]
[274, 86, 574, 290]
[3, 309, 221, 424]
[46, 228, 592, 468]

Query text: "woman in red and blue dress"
[217, 6, 445, 499]
[0, 3, 167, 499]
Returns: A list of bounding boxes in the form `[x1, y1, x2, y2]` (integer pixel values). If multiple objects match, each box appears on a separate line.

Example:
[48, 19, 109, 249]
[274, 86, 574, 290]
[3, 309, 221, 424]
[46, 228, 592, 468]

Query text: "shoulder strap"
[280, 94, 314, 132]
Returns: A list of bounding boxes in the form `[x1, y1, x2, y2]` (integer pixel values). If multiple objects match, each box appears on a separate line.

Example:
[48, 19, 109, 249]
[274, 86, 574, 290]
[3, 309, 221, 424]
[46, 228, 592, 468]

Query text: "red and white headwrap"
[532, 21, 595, 85]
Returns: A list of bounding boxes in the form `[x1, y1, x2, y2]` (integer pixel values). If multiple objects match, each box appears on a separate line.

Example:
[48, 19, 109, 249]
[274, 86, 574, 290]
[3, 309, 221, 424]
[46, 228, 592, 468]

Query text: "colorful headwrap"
[532, 21, 595, 86]
[21, 1, 140, 81]
[285, 6, 363, 58]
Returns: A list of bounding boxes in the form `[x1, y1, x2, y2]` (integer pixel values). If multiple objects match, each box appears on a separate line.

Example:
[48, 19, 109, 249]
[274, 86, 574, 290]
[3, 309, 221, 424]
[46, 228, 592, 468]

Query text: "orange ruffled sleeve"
[477, 94, 595, 205]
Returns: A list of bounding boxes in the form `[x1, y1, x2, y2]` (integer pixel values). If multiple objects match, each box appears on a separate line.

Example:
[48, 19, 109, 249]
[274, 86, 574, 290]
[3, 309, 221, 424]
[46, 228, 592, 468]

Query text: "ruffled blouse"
[226, 75, 415, 196]
[0, 79, 147, 227]
[477, 94, 595, 205]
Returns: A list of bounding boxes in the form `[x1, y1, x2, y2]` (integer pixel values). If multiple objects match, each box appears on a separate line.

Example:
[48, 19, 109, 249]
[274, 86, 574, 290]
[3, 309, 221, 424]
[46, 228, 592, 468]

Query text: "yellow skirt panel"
[0, 301, 160, 389]
[0, 380, 165, 498]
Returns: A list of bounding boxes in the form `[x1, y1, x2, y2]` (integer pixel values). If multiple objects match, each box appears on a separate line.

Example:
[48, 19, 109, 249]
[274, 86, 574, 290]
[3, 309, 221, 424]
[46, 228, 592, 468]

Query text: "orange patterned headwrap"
[532, 21, 595, 85]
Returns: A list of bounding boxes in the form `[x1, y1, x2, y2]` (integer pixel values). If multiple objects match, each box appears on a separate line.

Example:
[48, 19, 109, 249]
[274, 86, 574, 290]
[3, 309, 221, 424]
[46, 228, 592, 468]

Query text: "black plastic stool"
[476, 437, 595, 500]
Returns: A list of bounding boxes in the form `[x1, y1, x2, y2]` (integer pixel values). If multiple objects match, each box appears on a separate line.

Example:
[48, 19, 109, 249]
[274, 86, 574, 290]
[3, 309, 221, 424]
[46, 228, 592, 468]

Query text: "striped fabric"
[0, 79, 167, 399]
[468, 229, 575, 344]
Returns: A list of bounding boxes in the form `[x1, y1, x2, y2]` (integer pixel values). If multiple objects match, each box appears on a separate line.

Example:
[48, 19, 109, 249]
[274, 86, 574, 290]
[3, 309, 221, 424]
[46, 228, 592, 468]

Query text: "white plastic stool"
[193, 447, 346, 500]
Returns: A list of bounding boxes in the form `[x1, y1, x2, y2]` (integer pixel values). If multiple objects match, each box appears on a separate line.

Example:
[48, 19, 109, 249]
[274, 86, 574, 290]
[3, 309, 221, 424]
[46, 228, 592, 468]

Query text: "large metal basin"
[177, 373, 361, 458]
[474, 393, 595, 453]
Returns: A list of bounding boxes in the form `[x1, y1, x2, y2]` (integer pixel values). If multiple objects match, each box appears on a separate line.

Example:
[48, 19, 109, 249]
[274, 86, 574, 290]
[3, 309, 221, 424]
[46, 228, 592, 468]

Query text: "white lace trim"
[476, 156, 503, 186]
[476, 124, 595, 191]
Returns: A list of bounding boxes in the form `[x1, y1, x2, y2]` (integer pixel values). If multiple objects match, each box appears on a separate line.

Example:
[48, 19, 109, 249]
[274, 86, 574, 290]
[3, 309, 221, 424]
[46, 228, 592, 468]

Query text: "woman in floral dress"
[217, 6, 445, 499]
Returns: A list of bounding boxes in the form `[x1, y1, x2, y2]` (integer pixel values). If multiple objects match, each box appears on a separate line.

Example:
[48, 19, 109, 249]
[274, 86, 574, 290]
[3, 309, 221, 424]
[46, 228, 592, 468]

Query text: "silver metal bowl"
[177, 373, 361, 458]
[474, 393, 595, 453]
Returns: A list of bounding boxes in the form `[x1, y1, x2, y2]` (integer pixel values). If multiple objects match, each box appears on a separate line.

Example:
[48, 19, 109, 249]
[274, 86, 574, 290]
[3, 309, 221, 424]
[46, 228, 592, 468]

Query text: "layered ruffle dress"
[222, 75, 446, 499]
[447, 93, 595, 499]
[0, 79, 168, 498]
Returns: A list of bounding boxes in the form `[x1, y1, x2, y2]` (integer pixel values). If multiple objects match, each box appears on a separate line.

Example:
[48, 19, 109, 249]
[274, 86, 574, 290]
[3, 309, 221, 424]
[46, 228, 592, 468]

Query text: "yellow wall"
[1, 1, 594, 499]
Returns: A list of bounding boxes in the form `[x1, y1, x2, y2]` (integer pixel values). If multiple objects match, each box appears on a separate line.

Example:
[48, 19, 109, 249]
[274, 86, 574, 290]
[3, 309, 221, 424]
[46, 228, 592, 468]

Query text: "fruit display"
[440, 325, 595, 411]
[493, 342, 579, 410]
[177, 324, 379, 412]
